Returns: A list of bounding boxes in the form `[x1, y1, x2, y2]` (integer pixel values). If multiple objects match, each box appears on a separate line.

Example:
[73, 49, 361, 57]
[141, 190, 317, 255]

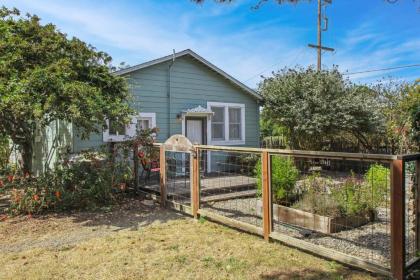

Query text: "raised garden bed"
[256, 200, 375, 234]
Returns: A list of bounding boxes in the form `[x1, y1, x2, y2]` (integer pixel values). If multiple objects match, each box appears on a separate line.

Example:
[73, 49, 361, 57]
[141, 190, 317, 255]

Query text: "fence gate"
[160, 135, 194, 213]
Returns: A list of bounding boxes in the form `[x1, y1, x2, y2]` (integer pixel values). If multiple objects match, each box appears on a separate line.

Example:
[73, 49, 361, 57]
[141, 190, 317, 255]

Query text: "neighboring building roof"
[113, 49, 262, 101]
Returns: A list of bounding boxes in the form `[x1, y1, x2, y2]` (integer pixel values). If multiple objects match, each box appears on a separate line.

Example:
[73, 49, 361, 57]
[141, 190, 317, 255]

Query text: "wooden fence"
[137, 137, 419, 280]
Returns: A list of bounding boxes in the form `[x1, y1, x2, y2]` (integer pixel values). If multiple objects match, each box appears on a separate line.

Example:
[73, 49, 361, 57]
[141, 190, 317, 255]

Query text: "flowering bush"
[6, 151, 133, 215]
[4, 127, 157, 215]
[5, 171, 61, 215]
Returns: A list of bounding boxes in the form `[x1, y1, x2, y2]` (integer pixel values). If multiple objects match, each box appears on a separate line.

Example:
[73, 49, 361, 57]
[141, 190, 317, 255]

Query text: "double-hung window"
[208, 102, 245, 145]
[211, 106, 225, 140]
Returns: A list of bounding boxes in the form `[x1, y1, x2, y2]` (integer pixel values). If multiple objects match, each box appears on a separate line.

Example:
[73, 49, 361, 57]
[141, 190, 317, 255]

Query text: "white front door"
[186, 119, 203, 145]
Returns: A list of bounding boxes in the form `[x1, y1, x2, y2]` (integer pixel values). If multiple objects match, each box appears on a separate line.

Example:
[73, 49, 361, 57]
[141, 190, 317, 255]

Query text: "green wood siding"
[72, 55, 260, 152]
[32, 120, 73, 175]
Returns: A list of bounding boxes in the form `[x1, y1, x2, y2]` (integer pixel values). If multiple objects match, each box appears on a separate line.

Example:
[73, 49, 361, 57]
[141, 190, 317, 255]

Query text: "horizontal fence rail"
[137, 141, 419, 280]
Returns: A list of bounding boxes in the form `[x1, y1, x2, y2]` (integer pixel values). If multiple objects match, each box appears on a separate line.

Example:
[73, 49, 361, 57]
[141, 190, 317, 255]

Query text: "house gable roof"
[113, 49, 262, 101]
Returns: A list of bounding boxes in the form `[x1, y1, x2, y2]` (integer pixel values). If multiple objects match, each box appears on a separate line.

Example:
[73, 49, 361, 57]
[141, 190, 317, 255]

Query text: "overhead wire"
[343, 64, 420, 76]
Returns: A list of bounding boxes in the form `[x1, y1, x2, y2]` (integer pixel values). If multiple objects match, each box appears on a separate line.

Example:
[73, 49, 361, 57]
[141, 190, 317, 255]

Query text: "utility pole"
[308, 0, 334, 71]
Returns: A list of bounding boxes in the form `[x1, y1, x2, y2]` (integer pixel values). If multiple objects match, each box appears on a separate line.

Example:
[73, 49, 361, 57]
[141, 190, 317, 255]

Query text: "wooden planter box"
[257, 200, 375, 234]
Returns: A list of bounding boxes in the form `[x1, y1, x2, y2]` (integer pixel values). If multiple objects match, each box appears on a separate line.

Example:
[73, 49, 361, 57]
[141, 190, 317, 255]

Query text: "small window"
[137, 119, 150, 130]
[211, 106, 225, 140]
[103, 112, 156, 142]
[229, 107, 241, 140]
[109, 119, 126, 136]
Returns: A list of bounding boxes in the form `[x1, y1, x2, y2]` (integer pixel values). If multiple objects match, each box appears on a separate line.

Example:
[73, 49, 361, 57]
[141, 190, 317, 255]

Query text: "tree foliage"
[410, 82, 420, 144]
[376, 80, 420, 152]
[259, 67, 382, 150]
[0, 7, 132, 172]
[259, 109, 288, 138]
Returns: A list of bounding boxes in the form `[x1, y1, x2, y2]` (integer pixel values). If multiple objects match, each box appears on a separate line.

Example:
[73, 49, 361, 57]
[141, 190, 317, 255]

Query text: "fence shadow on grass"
[36, 197, 186, 232]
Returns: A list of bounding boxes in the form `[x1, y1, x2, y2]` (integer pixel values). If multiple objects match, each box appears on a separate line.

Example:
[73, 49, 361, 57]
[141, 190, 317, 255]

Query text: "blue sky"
[4, 0, 420, 87]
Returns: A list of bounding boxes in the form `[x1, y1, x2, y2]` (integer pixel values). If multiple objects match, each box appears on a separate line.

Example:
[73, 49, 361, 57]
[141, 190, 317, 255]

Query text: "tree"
[0, 7, 133, 172]
[260, 109, 288, 138]
[377, 80, 420, 153]
[409, 82, 420, 145]
[259, 67, 382, 150]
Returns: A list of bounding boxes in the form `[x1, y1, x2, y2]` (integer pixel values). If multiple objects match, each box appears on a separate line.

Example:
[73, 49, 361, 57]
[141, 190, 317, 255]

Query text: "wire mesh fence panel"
[404, 159, 419, 266]
[165, 151, 191, 206]
[138, 146, 161, 195]
[269, 154, 391, 268]
[199, 149, 262, 229]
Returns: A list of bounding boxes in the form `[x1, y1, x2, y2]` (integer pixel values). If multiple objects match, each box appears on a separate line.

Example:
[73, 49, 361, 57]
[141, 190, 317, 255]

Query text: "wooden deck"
[140, 174, 257, 202]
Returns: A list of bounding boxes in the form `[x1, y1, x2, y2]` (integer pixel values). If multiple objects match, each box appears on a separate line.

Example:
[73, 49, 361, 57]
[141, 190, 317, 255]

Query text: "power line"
[244, 61, 419, 84]
[343, 63, 420, 76]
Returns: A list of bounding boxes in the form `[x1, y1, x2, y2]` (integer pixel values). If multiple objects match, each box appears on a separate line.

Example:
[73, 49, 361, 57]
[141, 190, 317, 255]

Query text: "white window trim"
[103, 112, 156, 142]
[207, 102, 245, 145]
[137, 112, 157, 129]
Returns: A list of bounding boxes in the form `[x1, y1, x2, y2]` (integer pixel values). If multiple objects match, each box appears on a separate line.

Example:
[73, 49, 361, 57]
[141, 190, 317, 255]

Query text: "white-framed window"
[136, 112, 156, 131]
[103, 112, 156, 142]
[207, 102, 245, 145]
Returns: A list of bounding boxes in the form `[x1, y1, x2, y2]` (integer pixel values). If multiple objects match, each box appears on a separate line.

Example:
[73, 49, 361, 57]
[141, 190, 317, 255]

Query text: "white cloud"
[3, 0, 419, 87]
[5, 0, 308, 88]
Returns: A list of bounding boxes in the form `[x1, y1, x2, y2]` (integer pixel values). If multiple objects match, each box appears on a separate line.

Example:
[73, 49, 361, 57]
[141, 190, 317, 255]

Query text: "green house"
[32, 49, 262, 174]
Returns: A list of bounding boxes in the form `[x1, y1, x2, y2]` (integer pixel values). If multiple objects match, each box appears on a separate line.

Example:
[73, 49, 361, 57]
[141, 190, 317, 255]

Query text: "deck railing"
[137, 142, 419, 280]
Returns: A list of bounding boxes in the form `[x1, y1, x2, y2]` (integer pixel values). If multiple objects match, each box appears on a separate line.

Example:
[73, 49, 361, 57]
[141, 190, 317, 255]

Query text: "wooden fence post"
[391, 159, 405, 280]
[262, 151, 271, 241]
[159, 145, 166, 206]
[133, 144, 139, 192]
[191, 147, 200, 219]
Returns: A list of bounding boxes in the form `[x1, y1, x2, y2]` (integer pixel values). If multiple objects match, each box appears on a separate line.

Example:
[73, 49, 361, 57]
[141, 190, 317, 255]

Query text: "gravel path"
[203, 197, 392, 268]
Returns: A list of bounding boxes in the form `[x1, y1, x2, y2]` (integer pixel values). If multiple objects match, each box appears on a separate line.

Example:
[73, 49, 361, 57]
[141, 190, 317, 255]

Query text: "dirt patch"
[0, 197, 184, 253]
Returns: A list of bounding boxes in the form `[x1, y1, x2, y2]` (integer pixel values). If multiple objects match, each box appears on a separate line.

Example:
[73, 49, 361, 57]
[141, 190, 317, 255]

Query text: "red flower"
[33, 194, 40, 201]
[7, 175, 14, 182]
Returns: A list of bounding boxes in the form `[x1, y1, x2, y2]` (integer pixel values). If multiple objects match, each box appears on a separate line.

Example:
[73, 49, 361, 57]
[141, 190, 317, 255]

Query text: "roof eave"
[112, 49, 263, 101]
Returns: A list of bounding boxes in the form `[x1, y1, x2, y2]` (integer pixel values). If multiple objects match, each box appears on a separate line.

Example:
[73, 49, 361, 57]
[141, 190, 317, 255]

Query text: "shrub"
[293, 173, 341, 217]
[256, 156, 299, 202]
[0, 135, 10, 171]
[293, 172, 376, 218]
[5, 126, 156, 215]
[7, 151, 134, 215]
[293, 192, 341, 217]
[331, 175, 371, 217]
[9, 173, 62, 215]
[363, 164, 390, 209]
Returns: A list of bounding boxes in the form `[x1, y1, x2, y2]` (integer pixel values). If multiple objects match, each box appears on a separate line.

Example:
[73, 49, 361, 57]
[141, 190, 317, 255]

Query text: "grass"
[0, 199, 384, 280]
